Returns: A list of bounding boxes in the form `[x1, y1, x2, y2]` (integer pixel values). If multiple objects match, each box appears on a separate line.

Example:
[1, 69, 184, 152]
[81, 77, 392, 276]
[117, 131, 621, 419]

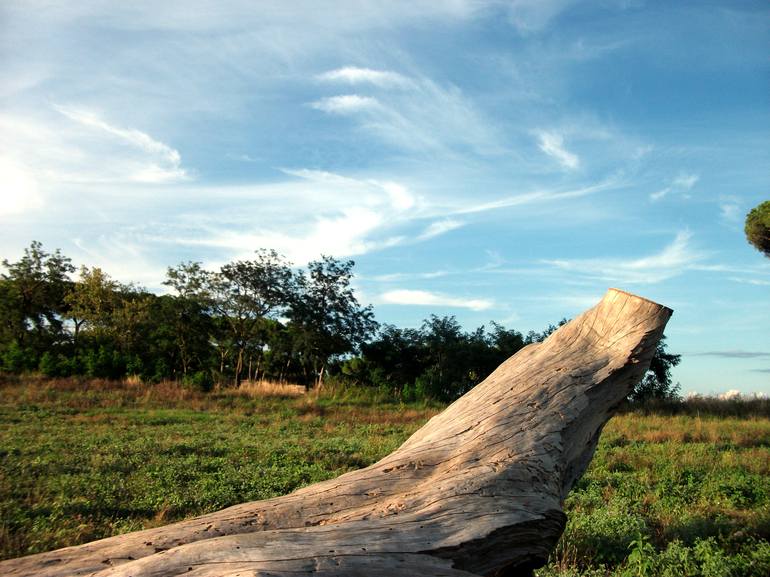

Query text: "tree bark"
[1, 289, 672, 577]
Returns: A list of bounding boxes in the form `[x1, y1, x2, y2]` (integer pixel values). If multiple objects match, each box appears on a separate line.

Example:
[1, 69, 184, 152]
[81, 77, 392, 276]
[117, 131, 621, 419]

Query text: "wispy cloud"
[380, 289, 493, 311]
[535, 130, 579, 170]
[371, 270, 449, 282]
[309, 70, 503, 155]
[317, 67, 411, 88]
[453, 177, 620, 215]
[719, 196, 743, 222]
[691, 351, 770, 359]
[418, 218, 464, 240]
[673, 172, 699, 189]
[650, 171, 699, 202]
[506, 0, 579, 33]
[55, 105, 189, 183]
[544, 230, 706, 284]
[281, 168, 418, 211]
[226, 153, 261, 163]
[728, 276, 770, 286]
[310, 94, 380, 114]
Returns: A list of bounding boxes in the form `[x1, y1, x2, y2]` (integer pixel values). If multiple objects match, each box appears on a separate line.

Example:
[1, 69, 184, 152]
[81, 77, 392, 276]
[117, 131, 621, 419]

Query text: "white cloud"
[281, 167, 365, 186]
[169, 206, 405, 267]
[673, 172, 699, 190]
[147, 169, 430, 266]
[544, 230, 706, 284]
[310, 94, 380, 114]
[418, 218, 464, 240]
[56, 106, 179, 164]
[535, 130, 579, 169]
[0, 156, 43, 217]
[720, 203, 741, 221]
[317, 67, 411, 88]
[376, 181, 416, 210]
[0, 107, 190, 188]
[54, 105, 189, 183]
[380, 289, 493, 311]
[282, 169, 418, 211]
[309, 74, 503, 155]
[227, 153, 260, 163]
[719, 196, 743, 222]
[70, 234, 165, 290]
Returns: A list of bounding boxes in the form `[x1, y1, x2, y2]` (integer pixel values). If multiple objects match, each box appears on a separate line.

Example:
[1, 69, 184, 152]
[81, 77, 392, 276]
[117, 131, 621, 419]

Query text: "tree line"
[0, 241, 680, 402]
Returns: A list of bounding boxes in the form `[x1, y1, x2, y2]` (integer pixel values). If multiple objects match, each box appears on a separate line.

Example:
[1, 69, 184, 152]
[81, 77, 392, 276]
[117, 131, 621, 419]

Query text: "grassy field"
[1, 377, 768, 576]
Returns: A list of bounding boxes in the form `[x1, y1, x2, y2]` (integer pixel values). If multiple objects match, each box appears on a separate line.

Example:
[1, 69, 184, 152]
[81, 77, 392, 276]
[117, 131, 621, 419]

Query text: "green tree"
[1, 240, 74, 346]
[359, 325, 425, 393]
[64, 266, 120, 342]
[110, 286, 152, 357]
[628, 336, 681, 402]
[164, 262, 216, 378]
[149, 293, 214, 379]
[214, 251, 294, 386]
[418, 315, 468, 401]
[745, 200, 770, 258]
[289, 256, 377, 388]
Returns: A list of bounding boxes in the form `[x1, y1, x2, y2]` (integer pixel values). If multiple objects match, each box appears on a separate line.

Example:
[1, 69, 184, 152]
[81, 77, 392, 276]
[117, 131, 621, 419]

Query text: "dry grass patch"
[219, 379, 306, 398]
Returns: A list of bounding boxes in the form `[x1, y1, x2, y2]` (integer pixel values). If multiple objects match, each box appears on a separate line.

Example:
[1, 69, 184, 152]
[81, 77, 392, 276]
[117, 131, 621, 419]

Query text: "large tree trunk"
[1, 289, 672, 577]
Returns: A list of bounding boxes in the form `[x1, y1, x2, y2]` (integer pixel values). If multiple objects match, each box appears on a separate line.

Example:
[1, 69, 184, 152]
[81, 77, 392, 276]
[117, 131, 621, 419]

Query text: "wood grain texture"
[2, 288, 672, 577]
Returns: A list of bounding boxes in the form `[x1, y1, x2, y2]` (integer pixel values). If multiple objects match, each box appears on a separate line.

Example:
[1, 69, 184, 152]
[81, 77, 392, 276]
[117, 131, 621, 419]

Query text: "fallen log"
[2, 288, 672, 577]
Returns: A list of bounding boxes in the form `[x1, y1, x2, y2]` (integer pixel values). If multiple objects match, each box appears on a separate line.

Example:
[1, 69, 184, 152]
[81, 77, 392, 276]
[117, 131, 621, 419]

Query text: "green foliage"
[37, 351, 71, 377]
[182, 370, 214, 392]
[1, 241, 74, 349]
[539, 411, 770, 577]
[0, 241, 682, 404]
[289, 256, 378, 387]
[629, 336, 682, 403]
[624, 533, 656, 577]
[1, 342, 32, 373]
[745, 200, 770, 258]
[354, 317, 530, 402]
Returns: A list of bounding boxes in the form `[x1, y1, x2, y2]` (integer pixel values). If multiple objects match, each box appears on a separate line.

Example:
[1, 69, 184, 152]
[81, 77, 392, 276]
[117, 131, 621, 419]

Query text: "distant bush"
[183, 370, 214, 392]
[623, 395, 770, 419]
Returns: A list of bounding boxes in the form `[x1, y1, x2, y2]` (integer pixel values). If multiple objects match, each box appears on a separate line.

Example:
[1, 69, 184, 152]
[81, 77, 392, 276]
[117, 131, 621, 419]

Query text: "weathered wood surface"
[2, 288, 672, 577]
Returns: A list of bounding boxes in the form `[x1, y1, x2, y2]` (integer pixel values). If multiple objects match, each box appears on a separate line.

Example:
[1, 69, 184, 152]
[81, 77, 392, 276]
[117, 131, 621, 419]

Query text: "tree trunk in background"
[1, 289, 672, 577]
[317, 362, 325, 389]
[234, 347, 243, 387]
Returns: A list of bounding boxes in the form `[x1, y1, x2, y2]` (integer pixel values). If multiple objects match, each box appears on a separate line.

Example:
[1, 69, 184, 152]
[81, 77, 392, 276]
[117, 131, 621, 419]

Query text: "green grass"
[1, 377, 768, 576]
[540, 414, 770, 576]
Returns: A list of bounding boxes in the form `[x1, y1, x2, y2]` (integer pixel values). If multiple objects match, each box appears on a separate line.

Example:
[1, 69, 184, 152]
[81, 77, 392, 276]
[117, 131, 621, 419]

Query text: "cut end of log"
[607, 287, 672, 312]
[1, 289, 672, 577]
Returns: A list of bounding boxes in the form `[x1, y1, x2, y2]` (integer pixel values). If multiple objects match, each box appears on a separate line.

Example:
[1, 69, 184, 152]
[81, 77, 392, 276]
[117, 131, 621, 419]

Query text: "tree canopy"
[1, 240, 682, 402]
[745, 200, 770, 258]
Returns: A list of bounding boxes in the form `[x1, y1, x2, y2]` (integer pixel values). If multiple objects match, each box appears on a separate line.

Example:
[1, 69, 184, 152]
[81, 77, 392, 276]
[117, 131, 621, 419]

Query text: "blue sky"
[1, 0, 768, 394]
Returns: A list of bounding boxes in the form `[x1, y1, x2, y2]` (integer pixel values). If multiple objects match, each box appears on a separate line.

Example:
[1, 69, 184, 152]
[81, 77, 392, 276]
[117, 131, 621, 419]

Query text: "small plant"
[624, 533, 656, 577]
